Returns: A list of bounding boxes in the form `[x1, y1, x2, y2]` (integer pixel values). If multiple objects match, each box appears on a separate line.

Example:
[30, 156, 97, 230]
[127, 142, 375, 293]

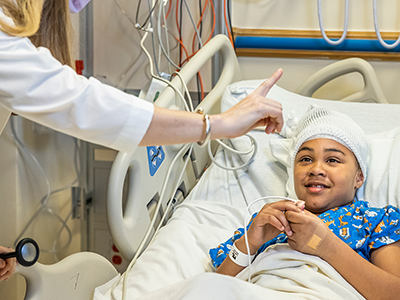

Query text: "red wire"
[224, 0, 234, 47]
[173, 35, 189, 64]
[198, 72, 204, 101]
[183, 0, 215, 65]
[191, 0, 216, 54]
[191, 0, 209, 54]
[175, 0, 183, 65]
[166, 0, 173, 19]
[207, 0, 216, 44]
[171, 0, 208, 101]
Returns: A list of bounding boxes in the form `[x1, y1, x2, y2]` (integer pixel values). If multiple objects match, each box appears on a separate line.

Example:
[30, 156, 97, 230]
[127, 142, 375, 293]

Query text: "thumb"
[0, 260, 5, 268]
[252, 68, 283, 97]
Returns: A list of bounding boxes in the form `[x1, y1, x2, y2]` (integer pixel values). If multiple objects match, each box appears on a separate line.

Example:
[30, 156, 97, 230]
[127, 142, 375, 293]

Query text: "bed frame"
[14, 34, 389, 299]
[106, 34, 241, 261]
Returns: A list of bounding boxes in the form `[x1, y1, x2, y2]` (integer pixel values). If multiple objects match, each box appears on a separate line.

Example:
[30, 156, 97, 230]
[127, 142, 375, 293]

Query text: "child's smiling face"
[293, 138, 364, 214]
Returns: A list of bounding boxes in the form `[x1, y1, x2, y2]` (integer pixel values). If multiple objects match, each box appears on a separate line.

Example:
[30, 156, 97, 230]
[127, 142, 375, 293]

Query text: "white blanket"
[132, 244, 364, 300]
[94, 202, 365, 300]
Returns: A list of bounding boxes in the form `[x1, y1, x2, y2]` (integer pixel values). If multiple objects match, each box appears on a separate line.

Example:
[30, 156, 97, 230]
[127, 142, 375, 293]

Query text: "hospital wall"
[92, 0, 214, 94]
[0, 15, 83, 300]
[92, 0, 400, 104]
[233, 0, 400, 104]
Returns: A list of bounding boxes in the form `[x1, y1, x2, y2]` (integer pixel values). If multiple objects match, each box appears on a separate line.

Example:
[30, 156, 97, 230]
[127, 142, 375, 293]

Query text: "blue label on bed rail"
[147, 146, 165, 177]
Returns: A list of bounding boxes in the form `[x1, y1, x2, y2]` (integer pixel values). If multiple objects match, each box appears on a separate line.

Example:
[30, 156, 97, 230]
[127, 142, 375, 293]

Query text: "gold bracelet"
[195, 107, 211, 147]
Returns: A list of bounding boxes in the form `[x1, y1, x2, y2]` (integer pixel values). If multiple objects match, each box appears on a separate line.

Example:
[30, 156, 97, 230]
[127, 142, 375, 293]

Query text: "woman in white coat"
[0, 0, 284, 280]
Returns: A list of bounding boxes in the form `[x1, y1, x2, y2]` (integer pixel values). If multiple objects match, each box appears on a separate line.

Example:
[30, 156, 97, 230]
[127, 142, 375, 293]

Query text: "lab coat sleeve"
[0, 27, 154, 153]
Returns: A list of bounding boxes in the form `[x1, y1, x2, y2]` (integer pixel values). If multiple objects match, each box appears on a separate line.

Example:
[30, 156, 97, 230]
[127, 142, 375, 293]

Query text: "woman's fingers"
[252, 69, 283, 97]
[216, 69, 284, 138]
[250, 68, 284, 133]
[0, 258, 15, 281]
[0, 246, 16, 281]
[251, 97, 284, 133]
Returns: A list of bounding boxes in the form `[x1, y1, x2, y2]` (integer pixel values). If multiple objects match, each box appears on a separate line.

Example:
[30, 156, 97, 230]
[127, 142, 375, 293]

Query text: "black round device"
[0, 238, 39, 267]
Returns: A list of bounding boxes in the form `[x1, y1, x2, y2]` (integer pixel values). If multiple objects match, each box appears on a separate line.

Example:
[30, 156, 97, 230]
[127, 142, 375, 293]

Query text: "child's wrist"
[315, 231, 339, 260]
[236, 237, 258, 256]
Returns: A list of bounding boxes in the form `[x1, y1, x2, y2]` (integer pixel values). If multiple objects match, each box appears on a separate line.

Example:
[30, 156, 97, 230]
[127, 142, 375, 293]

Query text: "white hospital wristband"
[228, 241, 255, 267]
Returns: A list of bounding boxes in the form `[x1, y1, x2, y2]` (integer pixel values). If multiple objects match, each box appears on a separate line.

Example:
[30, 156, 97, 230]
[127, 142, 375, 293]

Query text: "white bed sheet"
[94, 201, 243, 299]
[94, 201, 364, 300]
[95, 82, 400, 299]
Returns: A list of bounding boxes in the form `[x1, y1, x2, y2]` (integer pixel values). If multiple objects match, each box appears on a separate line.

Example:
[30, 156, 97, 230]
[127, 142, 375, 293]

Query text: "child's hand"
[0, 246, 16, 281]
[285, 210, 334, 257]
[237, 200, 305, 255]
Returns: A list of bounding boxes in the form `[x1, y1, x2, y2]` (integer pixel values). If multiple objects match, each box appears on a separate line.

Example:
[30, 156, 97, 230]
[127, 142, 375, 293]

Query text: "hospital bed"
[15, 34, 400, 300]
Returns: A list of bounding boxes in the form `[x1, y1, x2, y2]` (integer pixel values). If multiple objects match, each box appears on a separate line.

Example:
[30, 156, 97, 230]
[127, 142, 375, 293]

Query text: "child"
[210, 107, 400, 299]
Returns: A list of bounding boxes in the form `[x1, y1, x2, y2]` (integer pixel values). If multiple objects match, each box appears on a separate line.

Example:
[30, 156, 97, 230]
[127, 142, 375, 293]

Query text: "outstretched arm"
[140, 69, 284, 146]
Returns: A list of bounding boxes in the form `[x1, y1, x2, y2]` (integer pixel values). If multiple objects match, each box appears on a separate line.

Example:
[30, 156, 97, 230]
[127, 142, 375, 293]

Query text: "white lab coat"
[0, 10, 154, 153]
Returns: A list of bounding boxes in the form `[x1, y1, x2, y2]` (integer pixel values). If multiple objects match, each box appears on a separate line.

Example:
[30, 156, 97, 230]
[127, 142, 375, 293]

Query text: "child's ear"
[355, 169, 364, 189]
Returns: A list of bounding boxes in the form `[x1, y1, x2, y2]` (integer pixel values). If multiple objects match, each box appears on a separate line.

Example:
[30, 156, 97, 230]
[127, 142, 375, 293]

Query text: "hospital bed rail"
[107, 34, 242, 261]
[296, 57, 388, 104]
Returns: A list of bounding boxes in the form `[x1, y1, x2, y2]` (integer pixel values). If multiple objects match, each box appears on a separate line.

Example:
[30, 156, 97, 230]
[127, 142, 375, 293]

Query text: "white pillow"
[223, 81, 400, 135]
[222, 80, 400, 208]
[364, 127, 400, 208]
[270, 126, 400, 208]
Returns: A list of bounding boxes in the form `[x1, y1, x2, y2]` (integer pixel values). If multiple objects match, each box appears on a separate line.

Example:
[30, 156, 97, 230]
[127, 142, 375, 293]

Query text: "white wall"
[91, 0, 400, 103]
[92, 0, 214, 93]
[0, 119, 83, 300]
[0, 13, 83, 300]
[233, 0, 400, 104]
[234, 0, 400, 31]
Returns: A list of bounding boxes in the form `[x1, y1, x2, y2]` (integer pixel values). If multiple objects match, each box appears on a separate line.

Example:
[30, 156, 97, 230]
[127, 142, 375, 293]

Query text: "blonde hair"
[0, 0, 74, 67]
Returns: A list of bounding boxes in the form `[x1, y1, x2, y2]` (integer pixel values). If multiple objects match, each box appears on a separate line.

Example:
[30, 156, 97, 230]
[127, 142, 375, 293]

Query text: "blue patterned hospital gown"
[210, 200, 400, 268]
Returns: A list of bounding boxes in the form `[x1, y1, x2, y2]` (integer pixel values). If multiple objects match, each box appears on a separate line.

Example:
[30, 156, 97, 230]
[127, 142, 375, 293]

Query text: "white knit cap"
[291, 106, 369, 178]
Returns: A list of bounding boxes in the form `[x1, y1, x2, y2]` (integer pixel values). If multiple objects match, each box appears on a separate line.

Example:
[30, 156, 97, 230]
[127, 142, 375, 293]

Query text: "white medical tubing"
[141, 25, 157, 77]
[207, 135, 258, 171]
[318, 0, 349, 46]
[112, 72, 195, 300]
[152, 145, 194, 239]
[140, 25, 194, 110]
[373, 0, 400, 49]
[243, 196, 299, 282]
[157, 1, 182, 71]
[148, 0, 161, 76]
[10, 117, 81, 259]
[224, 145, 249, 206]
[157, 1, 173, 74]
[183, 0, 203, 49]
[161, 0, 172, 75]
[172, 71, 194, 112]
[113, 144, 192, 300]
